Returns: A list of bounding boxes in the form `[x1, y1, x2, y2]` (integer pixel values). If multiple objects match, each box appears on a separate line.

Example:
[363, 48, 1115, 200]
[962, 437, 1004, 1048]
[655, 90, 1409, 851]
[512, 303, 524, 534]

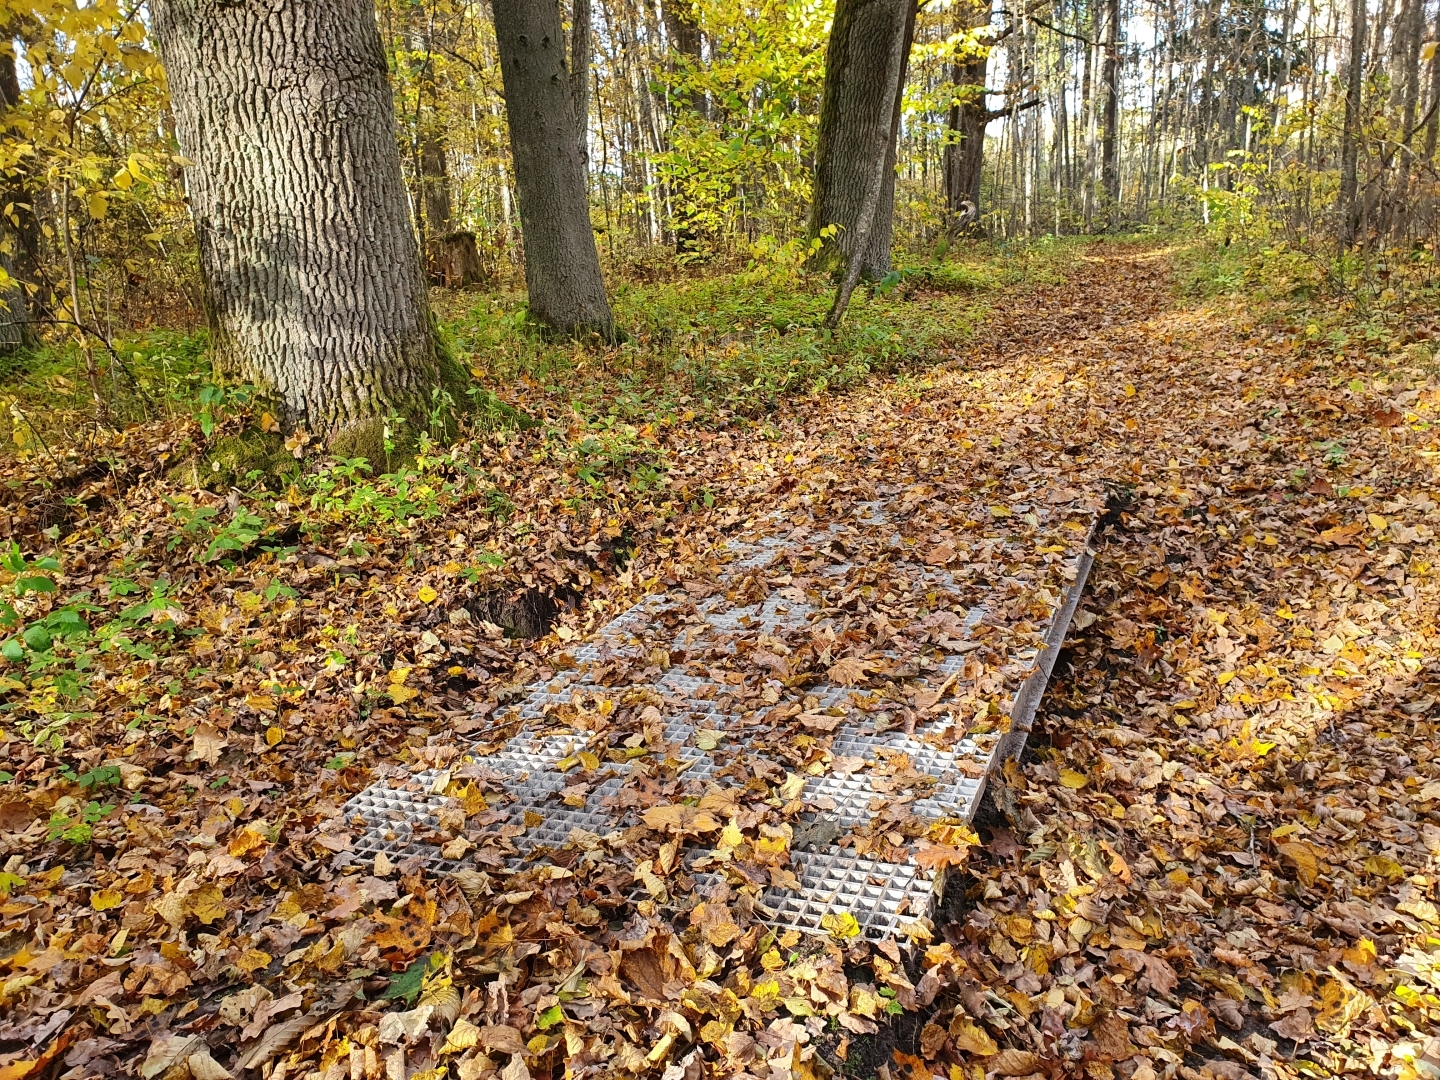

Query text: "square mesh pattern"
[341, 501, 1098, 944]
[761, 849, 930, 940]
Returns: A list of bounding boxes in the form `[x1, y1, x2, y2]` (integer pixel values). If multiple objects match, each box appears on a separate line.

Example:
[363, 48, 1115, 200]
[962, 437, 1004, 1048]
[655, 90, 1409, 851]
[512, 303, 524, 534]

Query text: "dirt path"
[2, 246, 1437, 1080]
[929, 246, 1440, 1080]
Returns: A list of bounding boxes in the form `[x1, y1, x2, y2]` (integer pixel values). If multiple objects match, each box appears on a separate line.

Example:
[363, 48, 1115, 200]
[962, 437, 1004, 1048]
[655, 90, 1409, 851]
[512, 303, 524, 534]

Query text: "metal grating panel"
[341, 501, 1100, 943]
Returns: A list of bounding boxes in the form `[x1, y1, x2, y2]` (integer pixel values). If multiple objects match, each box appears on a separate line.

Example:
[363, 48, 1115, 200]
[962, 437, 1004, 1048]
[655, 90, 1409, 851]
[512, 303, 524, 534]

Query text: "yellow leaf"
[1424, 40, 1438, 62]
[951, 1018, 999, 1056]
[228, 826, 269, 858]
[820, 911, 861, 941]
[389, 685, 419, 704]
[417, 585, 438, 604]
[90, 888, 123, 911]
[187, 883, 227, 925]
[1124, 383, 1136, 397]
[259, 412, 280, 433]
[236, 948, 271, 973]
[761, 948, 786, 971]
[1278, 841, 1321, 887]
[87, 191, 108, 219]
[112, 167, 132, 191]
[439, 1017, 481, 1055]
[1216, 670, 1237, 685]
[1363, 855, 1405, 880]
[265, 726, 284, 746]
[1367, 513, 1388, 532]
[1059, 768, 1089, 789]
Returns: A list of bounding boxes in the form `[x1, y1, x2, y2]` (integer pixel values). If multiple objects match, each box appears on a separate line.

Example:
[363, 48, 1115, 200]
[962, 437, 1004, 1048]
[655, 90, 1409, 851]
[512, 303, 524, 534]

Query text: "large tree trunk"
[808, 0, 915, 280]
[492, 0, 614, 341]
[150, 0, 439, 447]
[942, 0, 992, 233]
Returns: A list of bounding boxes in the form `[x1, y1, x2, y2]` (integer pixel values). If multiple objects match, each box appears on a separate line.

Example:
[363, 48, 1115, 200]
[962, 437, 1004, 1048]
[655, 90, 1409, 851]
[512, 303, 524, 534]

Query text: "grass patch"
[2, 238, 1084, 456]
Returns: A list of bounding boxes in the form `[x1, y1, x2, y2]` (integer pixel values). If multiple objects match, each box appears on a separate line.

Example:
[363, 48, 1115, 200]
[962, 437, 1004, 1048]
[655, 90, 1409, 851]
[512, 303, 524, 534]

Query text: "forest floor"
[1, 243, 1439, 1080]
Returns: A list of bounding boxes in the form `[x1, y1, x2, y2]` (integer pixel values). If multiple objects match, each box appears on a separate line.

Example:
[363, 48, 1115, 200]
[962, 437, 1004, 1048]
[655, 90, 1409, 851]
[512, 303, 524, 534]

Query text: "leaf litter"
[0, 246, 1437, 1080]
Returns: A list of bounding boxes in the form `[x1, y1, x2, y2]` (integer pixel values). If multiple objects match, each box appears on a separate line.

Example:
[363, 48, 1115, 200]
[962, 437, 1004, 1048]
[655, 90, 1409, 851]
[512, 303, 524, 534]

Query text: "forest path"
[919, 242, 1440, 1080]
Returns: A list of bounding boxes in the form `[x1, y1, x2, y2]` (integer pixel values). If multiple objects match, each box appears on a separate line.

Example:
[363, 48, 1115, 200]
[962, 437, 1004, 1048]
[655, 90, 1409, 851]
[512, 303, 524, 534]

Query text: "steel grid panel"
[340, 501, 1100, 944]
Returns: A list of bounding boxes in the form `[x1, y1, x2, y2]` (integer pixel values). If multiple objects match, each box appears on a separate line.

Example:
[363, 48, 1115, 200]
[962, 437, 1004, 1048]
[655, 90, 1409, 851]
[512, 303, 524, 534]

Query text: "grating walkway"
[339, 497, 1098, 941]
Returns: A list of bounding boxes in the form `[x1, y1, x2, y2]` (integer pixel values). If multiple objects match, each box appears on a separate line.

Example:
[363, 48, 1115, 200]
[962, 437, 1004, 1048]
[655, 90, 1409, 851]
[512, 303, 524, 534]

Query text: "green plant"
[47, 799, 111, 844]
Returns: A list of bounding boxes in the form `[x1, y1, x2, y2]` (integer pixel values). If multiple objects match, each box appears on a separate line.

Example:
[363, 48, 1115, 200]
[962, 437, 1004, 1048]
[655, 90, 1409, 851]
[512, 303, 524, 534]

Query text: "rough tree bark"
[942, 0, 991, 233]
[150, 0, 440, 448]
[1338, 0, 1366, 250]
[1099, 0, 1121, 220]
[809, 0, 916, 280]
[0, 27, 38, 353]
[492, 0, 614, 341]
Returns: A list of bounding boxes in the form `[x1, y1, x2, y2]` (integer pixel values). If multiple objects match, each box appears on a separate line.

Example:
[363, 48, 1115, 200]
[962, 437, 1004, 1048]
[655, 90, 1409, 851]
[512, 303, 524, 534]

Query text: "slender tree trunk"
[1424, 0, 1440, 161]
[420, 133, 453, 239]
[150, 0, 441, 447]
[809, 0, 914, 279]
[662, 0, 707, 119]
[0, 27, 38, 353]
[571, 0, 593, 169]
[1338, 0, 1366, 250]
[943, 0, 992, 232]
[492, 0, 615, 340]
[1099, 0, 1121, 221]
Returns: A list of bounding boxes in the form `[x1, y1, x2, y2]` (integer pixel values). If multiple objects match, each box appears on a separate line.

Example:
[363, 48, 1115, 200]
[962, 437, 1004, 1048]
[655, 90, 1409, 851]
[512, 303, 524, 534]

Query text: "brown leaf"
[187, 723, 227, 766]
[913, 842, 972, 873]
[991, 1048, 1039, 1076]
[826, 656, 875, 686]
[642, 804, 722, 835]
[1092, 1014, 1137, 1060]
[1268, 1007, 1314, 1042]
[478, 1025, 526, 1055]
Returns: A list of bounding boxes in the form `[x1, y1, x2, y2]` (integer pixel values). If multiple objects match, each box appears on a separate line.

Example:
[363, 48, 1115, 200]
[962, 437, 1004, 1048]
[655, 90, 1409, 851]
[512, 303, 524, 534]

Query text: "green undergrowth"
[440, 237, 1082, 423]
[1, 238, 1082, 459]
[1173, 238, 1440, 400]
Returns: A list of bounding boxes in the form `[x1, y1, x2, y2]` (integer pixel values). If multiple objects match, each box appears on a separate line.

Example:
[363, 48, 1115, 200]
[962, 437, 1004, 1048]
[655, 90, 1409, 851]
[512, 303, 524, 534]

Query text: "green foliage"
[655, 0, 830, 254]
[46, 799, 111, 845]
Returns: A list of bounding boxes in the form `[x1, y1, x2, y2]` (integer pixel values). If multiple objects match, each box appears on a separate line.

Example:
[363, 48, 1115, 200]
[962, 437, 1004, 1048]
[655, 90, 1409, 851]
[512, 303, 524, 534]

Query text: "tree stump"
[427, 231, 487, 288]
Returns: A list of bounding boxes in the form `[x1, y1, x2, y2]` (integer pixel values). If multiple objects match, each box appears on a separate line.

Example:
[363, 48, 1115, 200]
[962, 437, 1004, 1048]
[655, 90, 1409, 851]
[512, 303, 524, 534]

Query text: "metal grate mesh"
[340, 504, 1099, 941]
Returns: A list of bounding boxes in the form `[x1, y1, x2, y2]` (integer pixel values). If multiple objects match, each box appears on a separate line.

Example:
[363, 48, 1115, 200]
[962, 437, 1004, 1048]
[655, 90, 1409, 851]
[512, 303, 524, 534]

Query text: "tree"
[491, 0, 614, 341]
[809, 0, 916, 280]
[1098, 0, 1121, 220]
[1338, 0, 1366, 250]
[0, 24, 37, 354]
[149, 0, 440, 449]
[941, 1, 1042, 235]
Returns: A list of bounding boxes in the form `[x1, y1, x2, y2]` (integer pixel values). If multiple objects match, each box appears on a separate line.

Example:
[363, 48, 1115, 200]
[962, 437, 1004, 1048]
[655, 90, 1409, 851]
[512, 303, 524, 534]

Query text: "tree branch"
[1027, 14, 1094, 46]
[985, 97, 1043, 122]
